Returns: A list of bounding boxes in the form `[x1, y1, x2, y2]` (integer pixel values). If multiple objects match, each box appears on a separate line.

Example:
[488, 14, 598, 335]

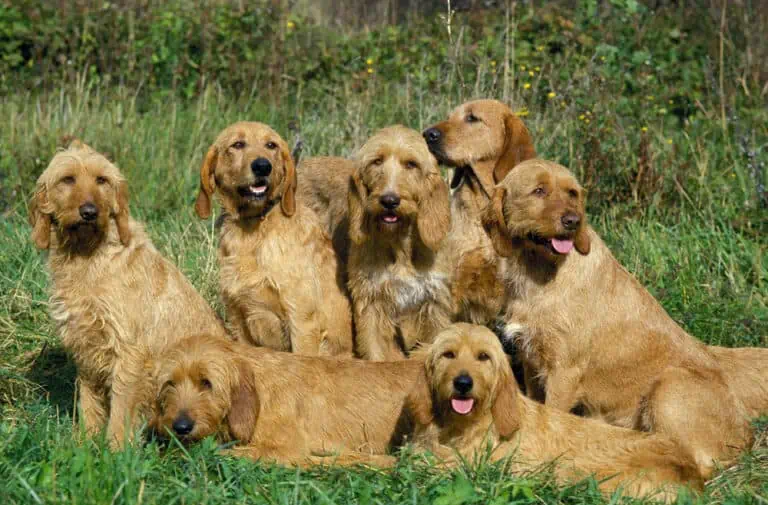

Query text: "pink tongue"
[551, 238, 574, 254]
[451, 398, 474, 415]
[383, 215, 398, 223]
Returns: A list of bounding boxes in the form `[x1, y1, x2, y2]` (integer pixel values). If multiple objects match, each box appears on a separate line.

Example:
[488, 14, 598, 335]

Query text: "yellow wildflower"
[535, 66, 541, 71]
[490, 60, 497, 67]
[516, 108, 530, 117]
[547, 92, 556, 99]
[646, 95, 654, 100]
[286, 20, 295, 29]
[523, 83, 531, 90]
[528, 70, 535, 77]
[520, 65, 526, 71]
[585, 118, 591, 124]
[366, 58, 374, 65]
[667, 138, 673, 144]
[367, 68, 374, 74]
[641, 126, 648, 132]
[579, 114, 585, 120]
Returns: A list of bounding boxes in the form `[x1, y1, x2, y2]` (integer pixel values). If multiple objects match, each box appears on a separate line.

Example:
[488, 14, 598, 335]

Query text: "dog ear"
[417, 175, 451, 251]
[405, 364, 434, 427]
[347, 171, 369, 245]
[491, 365, 521, 440]
[195, 146, 218, 219]
[280, 144, 297, 217]
[574, 225, 591, 255]
[493, 114, 536, 184]
[227, 358, 259, 443]
[114, 180, 132, 246]
[28, 186, 52, 250]
[481, 187, 515, 257]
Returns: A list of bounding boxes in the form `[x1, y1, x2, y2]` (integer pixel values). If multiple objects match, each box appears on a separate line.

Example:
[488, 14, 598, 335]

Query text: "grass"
[1, 1, 767, 503]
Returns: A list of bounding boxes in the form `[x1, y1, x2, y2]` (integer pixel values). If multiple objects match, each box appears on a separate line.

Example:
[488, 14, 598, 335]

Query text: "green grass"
[1, 2, 767, 503]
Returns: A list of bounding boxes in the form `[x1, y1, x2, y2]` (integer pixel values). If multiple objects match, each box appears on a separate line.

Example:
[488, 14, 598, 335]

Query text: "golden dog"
[195, 122, 353, 356]
[482, 159, 767, 477]
[423, 99, 536, 325]
[149, 333, 419, 465]
[406, 324, 703, 501]
[346, 126, 453, 360]
[29, 141, 226, 447]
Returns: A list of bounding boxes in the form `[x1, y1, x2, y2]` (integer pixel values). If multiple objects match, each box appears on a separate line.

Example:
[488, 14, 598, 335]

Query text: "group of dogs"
[28, 98, 768, 501]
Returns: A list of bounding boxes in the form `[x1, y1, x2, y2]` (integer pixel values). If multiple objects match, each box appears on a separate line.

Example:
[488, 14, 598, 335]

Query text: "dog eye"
[405, 160, 419, 170]
[60, 176, 76, 185]
[442, 351, 456, 359]
[95, 176, 108, 185]
[201, 378, 213, 390]
[532, 187, 546, 197]
[568, 189, 579, 198]
[372, 157, 384, 166]
[477, 352, 490, 361]
[465, 113, 479, 123]
[265, 141, 277, 150]
[231, 141, 246, 150]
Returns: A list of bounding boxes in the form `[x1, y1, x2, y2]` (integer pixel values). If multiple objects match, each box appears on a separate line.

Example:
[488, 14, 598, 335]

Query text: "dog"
[29, 141, 226, 447]
[423, 99, 536, 326]
[345, 126, 453, 360]
[481, 159, 767, 477]
[194, 122, 353, 356]
[149, 333, 420, 466]
[405, 323, 703, 501]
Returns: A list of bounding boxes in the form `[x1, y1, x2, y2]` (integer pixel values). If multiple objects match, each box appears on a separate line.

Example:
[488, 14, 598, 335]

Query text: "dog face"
[406, 323, 520, 438]
[422, 100, 536, 196]
[150, 334, 257, 444]
[482, 159, 591, 260]
[29, 141, 130, 251]
[195, 122, 296, 221]
[348, 125, 450, 250]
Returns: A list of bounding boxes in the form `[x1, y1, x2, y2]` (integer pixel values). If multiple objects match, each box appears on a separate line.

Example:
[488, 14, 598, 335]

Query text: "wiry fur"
[406, 324, 703, 502]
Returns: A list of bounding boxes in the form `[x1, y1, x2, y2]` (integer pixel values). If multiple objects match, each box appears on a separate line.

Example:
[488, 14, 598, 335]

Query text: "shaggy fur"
[149, 333, 420, 465]
[482, 159, 767, 477]
[29, 142, 226, 447]
[423, 99, 536, 326]
[346, 126, 453, 360]
[195, 122, 353, 356]
[406, 324, 703, 501]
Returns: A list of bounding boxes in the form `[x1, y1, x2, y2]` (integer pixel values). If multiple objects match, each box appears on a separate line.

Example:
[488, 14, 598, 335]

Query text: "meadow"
[0, 1, 766, 503]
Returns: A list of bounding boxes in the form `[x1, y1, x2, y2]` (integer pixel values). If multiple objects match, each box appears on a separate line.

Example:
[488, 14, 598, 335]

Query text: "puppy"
[346, 126, 453, 360]
[423, 99, 536, 326]
[29, 141, 226, 447]
[406, 324, 703, 501]
[482, 159, 766, 477]
[195, 122, 353, 356]
[149, 333, 420, 465]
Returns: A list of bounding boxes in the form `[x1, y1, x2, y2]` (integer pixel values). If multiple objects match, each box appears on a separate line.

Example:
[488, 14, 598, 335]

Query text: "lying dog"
[482, 159, 767, 477]
[195, 122, 353, 356]
[406, 323, 703, 501]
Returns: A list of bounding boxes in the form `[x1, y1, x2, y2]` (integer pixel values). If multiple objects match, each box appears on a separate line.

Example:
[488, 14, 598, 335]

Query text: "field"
[0, 1, 766, 503]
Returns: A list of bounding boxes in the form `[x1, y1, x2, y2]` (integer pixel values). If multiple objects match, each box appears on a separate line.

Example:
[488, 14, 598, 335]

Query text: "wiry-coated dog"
[29, 142, 226, 447]
[406, 324, 703, 501]
[346, 126, 453, 360]
[423, 99, 536, 326]
[195, 122, 353, 356]
[149, 333, 419, 466]
[482, 159, 767, 477]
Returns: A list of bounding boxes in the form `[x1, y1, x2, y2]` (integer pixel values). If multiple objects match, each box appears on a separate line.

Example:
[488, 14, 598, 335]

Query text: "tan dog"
[482, 159, 767, 477]
[406, 324, 703, 501]
[423, 99, 536, 325]
[195, 122, 353, 356]
[29, 142, 226, 447]
[149, 333, 420, 465]
[346, 126, 453, 360]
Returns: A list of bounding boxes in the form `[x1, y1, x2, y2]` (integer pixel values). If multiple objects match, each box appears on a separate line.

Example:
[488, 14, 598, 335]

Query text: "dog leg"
[522, 362, 546, 403]
[543, 367, 583, 413]
[354, 304, 403, 360]
[78, 378, 108, 437]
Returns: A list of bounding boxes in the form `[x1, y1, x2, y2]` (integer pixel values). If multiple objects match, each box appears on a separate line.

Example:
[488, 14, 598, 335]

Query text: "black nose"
[423, 127, 441, 144]
[79, 203, 98, 221]
[453, 374, 473, 394]
[379, 193, 401, 210]
[172, 412, 194, 436]
[561, 212, 581, 230]
[251, 157, 272, 177]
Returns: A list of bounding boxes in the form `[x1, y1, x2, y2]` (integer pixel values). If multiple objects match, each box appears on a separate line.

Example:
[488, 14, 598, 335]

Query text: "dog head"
[29, 141, 131, 251]
[406, 323, 520, 439]
[195, 122, 297, 221]
[348, 125, 450, 251]
[422, 99, 536, 197]
[482, 159, 591, 261]
[150, 334, 258, 444]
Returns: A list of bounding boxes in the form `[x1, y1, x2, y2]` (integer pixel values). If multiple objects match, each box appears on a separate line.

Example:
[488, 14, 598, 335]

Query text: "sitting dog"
[194, 122, 353, 356]
[29, 141, 226, 447]
[482, 159, 767, 477]
[406, 324, 703, 501]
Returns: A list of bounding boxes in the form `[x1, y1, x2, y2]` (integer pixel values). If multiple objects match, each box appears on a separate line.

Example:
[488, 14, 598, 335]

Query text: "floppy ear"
[28, 186, 52, 250]
[347, 171, 369, 245]
[194, 146, 218, 219]
[491, 365, 521, 439]
[227, 359, 259, 443]
[417, 175, 451, 251]
[280, 145, 297, 217]
[114, 180, 131, 246]
[574, 225, 591, 255]
[493, 114, 537, 184]
[481, 187, 515, 257]
[405, 363, 434, 427]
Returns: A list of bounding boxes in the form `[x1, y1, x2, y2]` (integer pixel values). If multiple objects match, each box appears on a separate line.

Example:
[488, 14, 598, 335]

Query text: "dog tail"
[710, 345, 768, 419]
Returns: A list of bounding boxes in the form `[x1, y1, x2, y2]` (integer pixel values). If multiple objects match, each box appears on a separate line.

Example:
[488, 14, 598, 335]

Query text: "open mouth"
[237, 180, 269, 200]
[527, 233, 574, 255]
[379, 212, 400, 225]
[450, 396, 475, 415]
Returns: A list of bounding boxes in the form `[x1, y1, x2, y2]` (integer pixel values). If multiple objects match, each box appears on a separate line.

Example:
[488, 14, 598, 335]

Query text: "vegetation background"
[0, 0, 766, 503]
